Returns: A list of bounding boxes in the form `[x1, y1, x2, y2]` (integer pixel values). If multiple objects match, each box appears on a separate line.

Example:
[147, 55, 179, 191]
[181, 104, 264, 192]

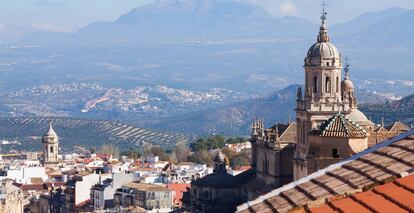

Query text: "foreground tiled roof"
[316, 112, 367, 138]
[237, 129, 414, 213]
[309, 174, 414, 212]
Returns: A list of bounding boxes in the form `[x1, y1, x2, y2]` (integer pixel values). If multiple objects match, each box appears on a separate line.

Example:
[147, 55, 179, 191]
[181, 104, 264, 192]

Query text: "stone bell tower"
[294, 4, 345, 180]
[293, 3, 371, 180]
[42, 122, 59, 165]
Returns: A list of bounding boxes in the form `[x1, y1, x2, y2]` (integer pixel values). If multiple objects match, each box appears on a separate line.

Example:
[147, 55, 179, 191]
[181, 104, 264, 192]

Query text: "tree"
[174, 143, 191, 163]
[121, 149, 141, 159]
[230, 152, 250, 169]
[99, 144, 119, 158]
[221, 147, 236, 163]
[190, 135, 226, 152]
[226, 137, 246, 144]
[149, 146, 170, 161]
[188, 150, 214, 167]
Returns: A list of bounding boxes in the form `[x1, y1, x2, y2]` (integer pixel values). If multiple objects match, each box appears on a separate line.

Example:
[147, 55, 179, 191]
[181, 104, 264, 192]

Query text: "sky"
[0, 0, 413, 32]
[0, 0, 153, 32]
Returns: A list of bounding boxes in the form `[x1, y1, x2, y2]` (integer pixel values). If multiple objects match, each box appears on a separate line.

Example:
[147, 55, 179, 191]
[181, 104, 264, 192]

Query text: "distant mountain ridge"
[15, 2, 414, 82]
[20, 0, 317, 45]
[330, 7, 408, 37]
[360, 94, 414, 127]
[18, 3, 414, 46]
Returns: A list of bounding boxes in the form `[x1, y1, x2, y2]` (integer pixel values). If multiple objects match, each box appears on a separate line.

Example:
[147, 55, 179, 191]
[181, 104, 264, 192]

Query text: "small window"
[327, 62, 330, 66]
[313, 76, 318, 93]
[325, 77, 331, 93]
[332, 149, 340, 158]
[50, 146, 54, 153]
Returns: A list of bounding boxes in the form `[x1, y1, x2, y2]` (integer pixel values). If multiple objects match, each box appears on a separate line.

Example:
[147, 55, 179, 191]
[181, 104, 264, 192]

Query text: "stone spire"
[344, 57, 350, 80]
[317, 1, 330, 43]
[45, 122, 57, 137]
[43, 122, 58, 143]
[297, 86, 302, 100]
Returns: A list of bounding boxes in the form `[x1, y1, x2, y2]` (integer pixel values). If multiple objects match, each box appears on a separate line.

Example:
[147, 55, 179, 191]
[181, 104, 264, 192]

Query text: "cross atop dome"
[321, 1, 328, 23]
[318, 1, 330, 43]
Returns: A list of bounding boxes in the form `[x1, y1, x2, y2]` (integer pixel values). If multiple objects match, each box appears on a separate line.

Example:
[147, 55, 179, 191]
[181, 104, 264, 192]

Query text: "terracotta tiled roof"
[308, 174, 414, 212]
[167, 183, 190, 206]
[30, 177, 44, 184]
[316, 112, 367, 138]
[270, 122, 297, 143]
[20, 184, 48, 192]
[236, 130, 414, 213]
[123, 182, 171, 192]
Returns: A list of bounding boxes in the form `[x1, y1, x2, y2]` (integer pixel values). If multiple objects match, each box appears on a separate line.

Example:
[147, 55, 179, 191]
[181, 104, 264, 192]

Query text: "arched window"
[325, 76, 331, 93]
[336, 76, 339, 93]
[313, 76, 318, 93]
[332, 149, 339, 158]
[50, 146, 54, 153]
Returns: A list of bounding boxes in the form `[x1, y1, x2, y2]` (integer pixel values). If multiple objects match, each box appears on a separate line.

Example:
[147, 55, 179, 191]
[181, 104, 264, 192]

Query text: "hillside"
[360, 94, 414, 126]
[0, 117, 192, 153]
[145, 85, 414, 136]
[145, 85, 298, 136]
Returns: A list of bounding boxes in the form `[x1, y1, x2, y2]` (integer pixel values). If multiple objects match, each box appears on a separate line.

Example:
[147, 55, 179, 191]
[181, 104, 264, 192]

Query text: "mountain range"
[19, 0, 316, 45]
[3, 0, 412, 92]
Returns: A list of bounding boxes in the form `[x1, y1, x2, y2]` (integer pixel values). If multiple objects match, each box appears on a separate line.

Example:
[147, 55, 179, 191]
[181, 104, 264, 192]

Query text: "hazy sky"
[0, 0, 413, 32]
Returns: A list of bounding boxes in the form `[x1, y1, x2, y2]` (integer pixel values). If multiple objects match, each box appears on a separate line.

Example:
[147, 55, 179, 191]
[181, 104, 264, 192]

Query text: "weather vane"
[345, 57, 350, 66]
[321, 1, 327, 14]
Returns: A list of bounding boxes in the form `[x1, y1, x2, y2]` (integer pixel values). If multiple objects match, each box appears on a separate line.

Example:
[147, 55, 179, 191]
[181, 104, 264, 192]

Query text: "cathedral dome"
[341, 62, 354, 91]
[346, 109, 369, 123]
[306, 5, 340, 60]
[341, 79, 354, 91]
[307, 42, 340, 59]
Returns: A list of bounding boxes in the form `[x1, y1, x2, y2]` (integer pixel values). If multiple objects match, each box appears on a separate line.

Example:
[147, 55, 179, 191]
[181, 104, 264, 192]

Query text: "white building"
[114, 182, 173, 213]
[91, 172, 137, 211]
[0, 166, 48, 184]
